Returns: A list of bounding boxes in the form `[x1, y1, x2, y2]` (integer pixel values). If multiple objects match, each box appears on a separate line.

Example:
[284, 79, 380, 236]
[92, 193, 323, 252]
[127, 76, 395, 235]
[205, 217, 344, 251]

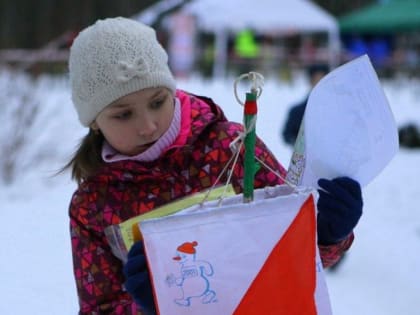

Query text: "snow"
[1, 69, 419, 314]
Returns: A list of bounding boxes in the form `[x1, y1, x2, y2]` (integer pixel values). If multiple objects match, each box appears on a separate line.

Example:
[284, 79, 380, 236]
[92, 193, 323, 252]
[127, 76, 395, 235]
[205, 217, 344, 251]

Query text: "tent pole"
[213, 28, 228, 78]
[328, 29, 340, 69]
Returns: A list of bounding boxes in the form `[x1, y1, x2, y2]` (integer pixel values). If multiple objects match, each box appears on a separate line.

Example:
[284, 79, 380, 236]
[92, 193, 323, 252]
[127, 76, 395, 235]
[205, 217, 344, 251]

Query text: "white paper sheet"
[287, 55, 398, 188]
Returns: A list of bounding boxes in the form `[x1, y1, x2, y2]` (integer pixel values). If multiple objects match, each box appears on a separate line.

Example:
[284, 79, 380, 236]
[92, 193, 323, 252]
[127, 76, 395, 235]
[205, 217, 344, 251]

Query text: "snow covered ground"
[1, 69, 419, 314]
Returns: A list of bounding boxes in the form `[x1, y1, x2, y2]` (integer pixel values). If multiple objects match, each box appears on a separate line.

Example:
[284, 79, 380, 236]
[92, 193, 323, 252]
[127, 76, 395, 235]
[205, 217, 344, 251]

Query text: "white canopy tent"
[135, 0, 340, 77]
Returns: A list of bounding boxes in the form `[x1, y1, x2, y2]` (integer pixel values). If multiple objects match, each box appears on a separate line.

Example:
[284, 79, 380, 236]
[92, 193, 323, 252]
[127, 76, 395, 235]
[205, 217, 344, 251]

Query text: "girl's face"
[92, 87, 174, 156]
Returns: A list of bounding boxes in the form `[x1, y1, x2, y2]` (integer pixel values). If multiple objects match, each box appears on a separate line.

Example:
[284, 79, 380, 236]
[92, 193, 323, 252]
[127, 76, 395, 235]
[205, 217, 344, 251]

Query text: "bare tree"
[0, 69, 39, 184]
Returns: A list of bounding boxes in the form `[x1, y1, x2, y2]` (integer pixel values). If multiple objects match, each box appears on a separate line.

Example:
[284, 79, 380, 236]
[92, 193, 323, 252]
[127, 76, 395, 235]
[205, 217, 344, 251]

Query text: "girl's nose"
[137, 115, 158, 137]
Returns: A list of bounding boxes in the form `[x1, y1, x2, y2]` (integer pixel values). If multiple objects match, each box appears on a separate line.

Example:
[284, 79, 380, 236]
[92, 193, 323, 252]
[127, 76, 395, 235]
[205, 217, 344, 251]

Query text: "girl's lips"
[130, 140, 158, 155]
[138, 140, 157, 151]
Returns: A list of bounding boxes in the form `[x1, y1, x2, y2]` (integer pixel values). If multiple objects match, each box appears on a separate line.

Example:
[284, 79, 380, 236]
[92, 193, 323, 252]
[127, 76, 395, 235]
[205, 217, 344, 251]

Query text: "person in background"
[233, 28, 260, 75]
[281, 63, 352, 272]
[398, 123, 420, 148]
[66, 17, 362, 314]
[282, 63, 329, 146]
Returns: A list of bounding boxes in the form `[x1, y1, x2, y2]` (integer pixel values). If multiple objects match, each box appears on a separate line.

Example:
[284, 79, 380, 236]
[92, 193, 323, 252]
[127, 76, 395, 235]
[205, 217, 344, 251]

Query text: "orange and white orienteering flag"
[139, 185, 332, 315]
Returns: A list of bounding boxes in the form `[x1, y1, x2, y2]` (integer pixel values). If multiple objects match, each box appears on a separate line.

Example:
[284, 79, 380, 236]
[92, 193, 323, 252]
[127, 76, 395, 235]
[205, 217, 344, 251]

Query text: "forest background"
[0, 0, 375, 49]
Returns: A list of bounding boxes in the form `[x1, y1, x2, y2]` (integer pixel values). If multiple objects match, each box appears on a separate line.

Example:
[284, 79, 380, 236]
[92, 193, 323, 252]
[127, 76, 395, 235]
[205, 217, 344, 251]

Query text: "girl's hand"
[123, 242, 156, 315]
[316, 177, 363, 245]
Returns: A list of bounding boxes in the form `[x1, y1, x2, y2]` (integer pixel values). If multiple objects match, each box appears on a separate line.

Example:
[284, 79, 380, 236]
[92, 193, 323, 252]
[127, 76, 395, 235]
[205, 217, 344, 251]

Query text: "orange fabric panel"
[233, 196, 317, 315]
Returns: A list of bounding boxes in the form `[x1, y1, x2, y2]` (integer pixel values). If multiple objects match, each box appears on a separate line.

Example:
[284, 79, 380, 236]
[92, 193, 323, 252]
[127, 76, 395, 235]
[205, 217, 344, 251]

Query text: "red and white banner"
[140, 185, 332, 315]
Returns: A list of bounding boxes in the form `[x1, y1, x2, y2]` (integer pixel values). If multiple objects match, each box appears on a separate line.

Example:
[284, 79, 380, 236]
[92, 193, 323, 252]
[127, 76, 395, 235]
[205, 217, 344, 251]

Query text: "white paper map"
[287, 55, 398, 188]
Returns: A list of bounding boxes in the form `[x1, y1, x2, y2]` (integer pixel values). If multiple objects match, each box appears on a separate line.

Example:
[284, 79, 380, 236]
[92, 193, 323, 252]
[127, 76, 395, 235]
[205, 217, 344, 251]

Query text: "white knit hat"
[69, 17, 176, 127]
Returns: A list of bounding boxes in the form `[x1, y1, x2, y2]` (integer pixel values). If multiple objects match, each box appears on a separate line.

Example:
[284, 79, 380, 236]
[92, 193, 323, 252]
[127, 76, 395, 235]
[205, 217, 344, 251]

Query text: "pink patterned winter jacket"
[69, 90, 353, 314]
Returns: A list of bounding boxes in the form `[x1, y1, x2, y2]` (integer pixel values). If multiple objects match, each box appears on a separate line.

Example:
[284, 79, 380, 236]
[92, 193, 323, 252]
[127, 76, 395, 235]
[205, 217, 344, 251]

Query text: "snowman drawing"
[166, 241, 217, 306]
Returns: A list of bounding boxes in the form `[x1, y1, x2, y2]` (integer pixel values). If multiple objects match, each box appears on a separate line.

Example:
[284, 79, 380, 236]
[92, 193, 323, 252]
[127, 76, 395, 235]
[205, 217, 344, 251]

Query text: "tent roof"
[136, 0, 338, 33]
[339, 0, 420, 34]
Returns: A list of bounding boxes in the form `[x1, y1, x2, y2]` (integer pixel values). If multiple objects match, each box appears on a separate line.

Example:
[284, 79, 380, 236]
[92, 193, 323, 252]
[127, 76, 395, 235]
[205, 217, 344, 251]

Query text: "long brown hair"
[62, 129, 105, 185]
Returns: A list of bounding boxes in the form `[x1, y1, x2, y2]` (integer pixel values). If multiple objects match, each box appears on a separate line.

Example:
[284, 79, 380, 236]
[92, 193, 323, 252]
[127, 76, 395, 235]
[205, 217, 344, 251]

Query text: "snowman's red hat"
[177, 241, 198, 254]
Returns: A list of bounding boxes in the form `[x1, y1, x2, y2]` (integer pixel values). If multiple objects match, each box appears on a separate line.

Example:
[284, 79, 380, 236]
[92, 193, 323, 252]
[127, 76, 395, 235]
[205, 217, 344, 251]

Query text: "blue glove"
[317, 177, 363, 245]
[123, 241, 156, 315]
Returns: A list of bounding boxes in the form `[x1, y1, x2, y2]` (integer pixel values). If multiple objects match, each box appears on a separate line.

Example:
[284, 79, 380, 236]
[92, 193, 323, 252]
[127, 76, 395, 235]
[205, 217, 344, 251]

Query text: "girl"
[67, 17, 362, 315]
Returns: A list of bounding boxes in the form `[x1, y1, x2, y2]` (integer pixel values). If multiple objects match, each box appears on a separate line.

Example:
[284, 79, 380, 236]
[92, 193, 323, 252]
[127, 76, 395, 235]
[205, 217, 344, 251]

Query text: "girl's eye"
[114, 110, 132, 120]
[150, 96, 167, 109]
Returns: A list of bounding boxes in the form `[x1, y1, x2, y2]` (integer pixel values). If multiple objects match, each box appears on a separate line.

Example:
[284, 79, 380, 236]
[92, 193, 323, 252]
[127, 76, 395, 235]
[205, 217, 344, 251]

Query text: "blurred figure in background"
[398, 123, 420, 148]
[282, 63, 352, 272]
[282, 63, 329, 146]
[233, 28, 260, 75]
